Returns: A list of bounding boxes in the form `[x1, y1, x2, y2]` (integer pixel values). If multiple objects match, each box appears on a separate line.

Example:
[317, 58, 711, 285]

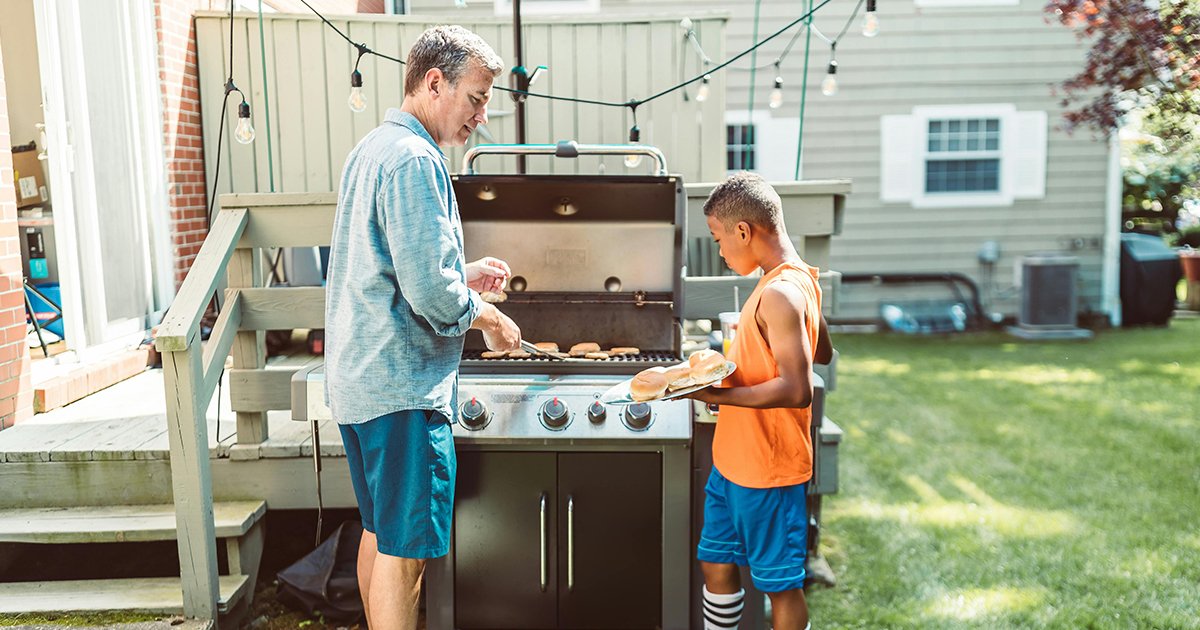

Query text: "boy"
[688, 172, 833, 630]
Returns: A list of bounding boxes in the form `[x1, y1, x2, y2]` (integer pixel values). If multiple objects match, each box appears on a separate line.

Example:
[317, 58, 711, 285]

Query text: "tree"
[1046, 0, 1200, 232]
[1046, 0, 1198, 138]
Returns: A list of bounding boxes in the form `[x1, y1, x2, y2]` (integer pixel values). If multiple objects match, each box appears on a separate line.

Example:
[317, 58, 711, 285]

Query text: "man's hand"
[477, 304, 521, 352]
[466, 257, 511, 294]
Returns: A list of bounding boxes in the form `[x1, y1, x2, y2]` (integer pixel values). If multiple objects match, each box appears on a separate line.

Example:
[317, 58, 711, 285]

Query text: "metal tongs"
[519, 339, 566, 360]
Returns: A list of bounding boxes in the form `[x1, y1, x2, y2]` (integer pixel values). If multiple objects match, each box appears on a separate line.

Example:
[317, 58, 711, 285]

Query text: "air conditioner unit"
[1009, 253, 1093, 339]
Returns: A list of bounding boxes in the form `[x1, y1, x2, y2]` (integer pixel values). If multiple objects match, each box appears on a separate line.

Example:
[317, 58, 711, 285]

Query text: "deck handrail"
[156, 208, 248, 353]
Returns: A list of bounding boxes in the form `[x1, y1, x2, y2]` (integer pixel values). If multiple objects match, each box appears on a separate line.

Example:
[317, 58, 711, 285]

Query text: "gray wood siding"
[195, 11, 728, 193]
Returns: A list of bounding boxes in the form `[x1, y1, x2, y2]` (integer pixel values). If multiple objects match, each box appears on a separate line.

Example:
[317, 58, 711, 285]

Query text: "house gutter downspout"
[1102, 129, 1122, 327]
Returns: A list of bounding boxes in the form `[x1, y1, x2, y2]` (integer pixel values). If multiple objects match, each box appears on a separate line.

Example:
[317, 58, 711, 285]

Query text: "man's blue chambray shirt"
[325, 109, 480, 425]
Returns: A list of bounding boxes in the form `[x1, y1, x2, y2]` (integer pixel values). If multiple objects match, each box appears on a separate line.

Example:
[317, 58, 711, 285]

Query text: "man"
[324, 26, 519, 629]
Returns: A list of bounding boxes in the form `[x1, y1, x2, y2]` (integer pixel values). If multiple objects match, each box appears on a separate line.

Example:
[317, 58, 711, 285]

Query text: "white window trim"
[915, 0, 1019, 7]
[493, 0, 600, 15]
[911, 104, 1016, 208]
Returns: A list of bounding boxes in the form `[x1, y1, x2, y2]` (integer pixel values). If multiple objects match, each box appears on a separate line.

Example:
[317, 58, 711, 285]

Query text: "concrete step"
[0, 501, 266, 544]
[0, 575, 249, 614]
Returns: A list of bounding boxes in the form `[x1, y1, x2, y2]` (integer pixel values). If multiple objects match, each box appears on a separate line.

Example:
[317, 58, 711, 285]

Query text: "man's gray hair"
[703, 171, 785, 231]
[405, 25, 504, 95]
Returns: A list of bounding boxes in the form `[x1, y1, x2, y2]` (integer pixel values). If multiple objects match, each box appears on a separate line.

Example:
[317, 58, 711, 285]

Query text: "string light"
[696, 68, 711, 102]
[348, 71, 367, 112]
[235, 99, 256, 144]
[769, 62, 784, 109]
[862, 0, 880, 37]
[821, 51, 839, 97]
[349, 44, 370, 113]
[625, 104, 643, 168]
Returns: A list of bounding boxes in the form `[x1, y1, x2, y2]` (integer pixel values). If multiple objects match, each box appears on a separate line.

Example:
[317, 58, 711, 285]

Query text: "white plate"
[599, 362, 737, 405]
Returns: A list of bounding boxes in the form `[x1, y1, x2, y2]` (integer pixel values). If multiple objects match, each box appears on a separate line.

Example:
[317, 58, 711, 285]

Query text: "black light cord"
[287, 0, 838, 115]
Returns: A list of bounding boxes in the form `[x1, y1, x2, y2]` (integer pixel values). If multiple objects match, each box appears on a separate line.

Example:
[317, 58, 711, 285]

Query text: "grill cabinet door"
[455, 451, 557, 628]
[557, 452, 662, 629]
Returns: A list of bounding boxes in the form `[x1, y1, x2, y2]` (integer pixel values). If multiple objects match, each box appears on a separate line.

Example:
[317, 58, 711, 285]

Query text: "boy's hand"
[686, 385, 724, 404]
[466, 257, 511, 294]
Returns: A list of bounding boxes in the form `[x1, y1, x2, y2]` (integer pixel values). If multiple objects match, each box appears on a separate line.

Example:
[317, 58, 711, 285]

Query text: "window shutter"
[1010, 110, 1047, 199]
[880, 114, 918, 203]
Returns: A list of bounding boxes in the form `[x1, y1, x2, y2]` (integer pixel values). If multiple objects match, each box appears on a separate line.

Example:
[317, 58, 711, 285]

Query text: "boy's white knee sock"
[702, 585, 745, 629]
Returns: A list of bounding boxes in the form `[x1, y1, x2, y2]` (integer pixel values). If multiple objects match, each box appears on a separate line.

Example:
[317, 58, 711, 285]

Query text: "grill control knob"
[587, 401, 607, 424]
[623, 403, 653, 431]
[540, 398, 570, 429]
[460, 397, 489, 430]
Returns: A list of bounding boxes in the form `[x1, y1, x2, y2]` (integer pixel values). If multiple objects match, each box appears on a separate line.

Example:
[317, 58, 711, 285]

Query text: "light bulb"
[695, 75, 710, 102]
[348, 70, 367, 113]
[821, 61, 839, 97]
[769, 77, 784, 109]
[455, 0, 467, 7]
[625, 124, 643, 168]
[862, 11, 879, 37]
[862, 0, 879, 37]
[234, 101, 255, 144]
[348, 86, 367, 112]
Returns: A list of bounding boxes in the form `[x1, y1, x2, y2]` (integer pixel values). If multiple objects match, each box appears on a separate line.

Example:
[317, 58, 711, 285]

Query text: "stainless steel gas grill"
[294, 143, 694, 629]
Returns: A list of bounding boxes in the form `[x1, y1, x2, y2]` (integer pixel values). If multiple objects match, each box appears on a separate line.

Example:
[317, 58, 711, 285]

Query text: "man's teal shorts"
[338, 409, 455, 558]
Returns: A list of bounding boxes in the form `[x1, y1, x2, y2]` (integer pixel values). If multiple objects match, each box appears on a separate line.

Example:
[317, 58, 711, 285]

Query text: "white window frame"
[493, 0, 600, 15]
[923, 117, 1002, 196]
[727, 122, 757, 172]
[912, 104, 1015, 208]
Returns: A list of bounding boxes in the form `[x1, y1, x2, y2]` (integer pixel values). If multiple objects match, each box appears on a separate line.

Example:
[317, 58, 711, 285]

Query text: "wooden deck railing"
[154, 193, 333, 622]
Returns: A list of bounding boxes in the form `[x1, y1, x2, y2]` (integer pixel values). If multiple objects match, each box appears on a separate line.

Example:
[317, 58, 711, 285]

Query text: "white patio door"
[33, 0, 175, 352]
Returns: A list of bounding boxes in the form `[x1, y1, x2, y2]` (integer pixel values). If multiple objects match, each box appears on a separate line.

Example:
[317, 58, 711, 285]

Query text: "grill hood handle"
[463, 141, 668, 176]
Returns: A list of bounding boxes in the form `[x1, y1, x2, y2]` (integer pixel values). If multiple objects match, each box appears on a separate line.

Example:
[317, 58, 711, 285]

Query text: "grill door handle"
[539, 493, 548, 592]
[567, 495, 575, 592]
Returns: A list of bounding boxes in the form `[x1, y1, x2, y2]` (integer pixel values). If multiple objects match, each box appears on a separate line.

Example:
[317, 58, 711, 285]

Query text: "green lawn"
[807, 317, 1200, 629]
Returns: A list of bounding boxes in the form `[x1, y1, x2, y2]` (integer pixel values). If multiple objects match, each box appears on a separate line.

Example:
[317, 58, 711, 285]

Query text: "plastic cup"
[718, 311, 739, 355]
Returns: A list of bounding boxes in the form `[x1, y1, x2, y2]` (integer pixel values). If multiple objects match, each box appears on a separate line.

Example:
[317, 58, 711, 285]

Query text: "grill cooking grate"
[459, 349, 682, 375]
[461, 350, 678, 363]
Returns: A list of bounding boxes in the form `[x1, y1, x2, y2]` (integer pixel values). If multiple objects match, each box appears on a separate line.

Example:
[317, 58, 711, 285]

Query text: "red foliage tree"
[1045, 0, 1198, 141]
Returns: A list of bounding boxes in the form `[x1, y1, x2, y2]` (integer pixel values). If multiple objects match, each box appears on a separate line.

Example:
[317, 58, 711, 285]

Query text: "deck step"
[0, 575, 249, 614]
[0, 500, 266, 544]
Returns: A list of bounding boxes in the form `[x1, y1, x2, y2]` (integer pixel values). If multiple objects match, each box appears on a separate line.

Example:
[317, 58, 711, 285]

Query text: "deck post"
[228, 246, 267, 458]
[162, 339, 220, 620]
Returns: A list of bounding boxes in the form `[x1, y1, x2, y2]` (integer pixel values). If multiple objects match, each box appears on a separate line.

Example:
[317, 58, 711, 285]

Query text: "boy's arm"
[814, 313, 833, 365]
[689, 283, 815, 409]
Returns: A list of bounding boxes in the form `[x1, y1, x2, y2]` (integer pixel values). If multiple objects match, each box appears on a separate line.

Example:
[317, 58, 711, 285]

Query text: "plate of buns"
[600, 349, 735, 405]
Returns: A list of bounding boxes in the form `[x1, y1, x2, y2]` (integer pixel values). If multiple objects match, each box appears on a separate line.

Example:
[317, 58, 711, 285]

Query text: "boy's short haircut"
[702, 171, 784, 231]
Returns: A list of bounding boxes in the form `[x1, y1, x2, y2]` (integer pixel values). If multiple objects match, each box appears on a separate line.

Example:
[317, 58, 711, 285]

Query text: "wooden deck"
[0, 355, 357, 511]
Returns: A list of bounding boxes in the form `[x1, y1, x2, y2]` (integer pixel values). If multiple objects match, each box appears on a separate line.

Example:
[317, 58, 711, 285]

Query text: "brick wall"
[157, 0, 210, 288]
[0, 43, 35, 429]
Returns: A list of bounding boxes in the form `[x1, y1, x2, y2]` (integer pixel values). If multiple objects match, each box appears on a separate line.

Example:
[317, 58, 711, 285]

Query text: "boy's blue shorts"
[339, 409, 455, 559]
[696, 467, 809, 593]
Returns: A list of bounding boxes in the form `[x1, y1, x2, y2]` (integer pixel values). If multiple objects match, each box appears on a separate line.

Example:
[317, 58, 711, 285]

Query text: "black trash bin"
[1120, 232, 1181, 326]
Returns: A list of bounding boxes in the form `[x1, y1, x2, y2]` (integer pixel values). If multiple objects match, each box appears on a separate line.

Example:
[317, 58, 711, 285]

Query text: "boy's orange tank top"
[713, 260, 822, 489]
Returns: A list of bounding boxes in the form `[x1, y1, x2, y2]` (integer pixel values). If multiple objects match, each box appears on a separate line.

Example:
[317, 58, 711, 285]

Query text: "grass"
[0, 612, 161, 627]
[806, 317, 1200, 629]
